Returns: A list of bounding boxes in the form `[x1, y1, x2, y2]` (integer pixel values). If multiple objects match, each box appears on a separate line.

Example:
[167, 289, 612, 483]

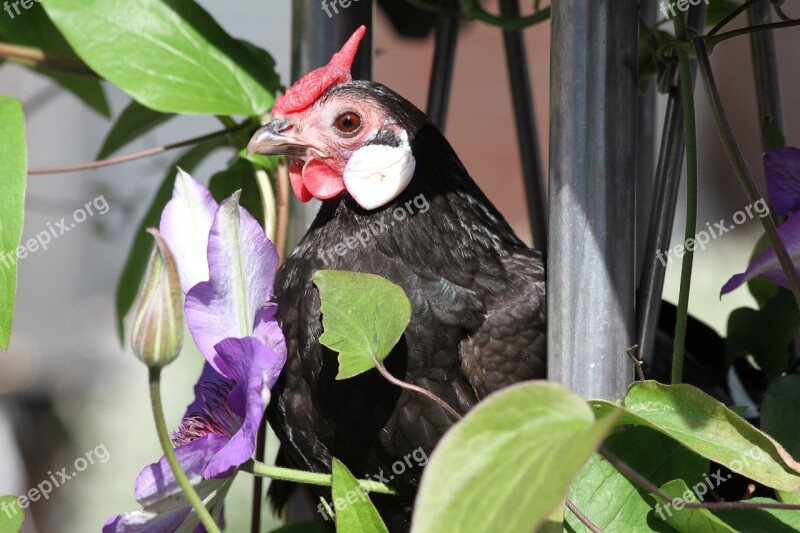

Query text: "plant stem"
[707, 18, 800, 49]
[240, 460, 396, 495]
[706, 0, 760, 36]
[670, 14, 699, 385]
[250, 415, 267, 533]
[0, 42, 97, 77]
[148, 368, 221, 533]
[372, 356, 462, 421]
[566, 498, 602, 533]
[694, 37, 800, 309]
[28, 121, 252, 175]
[600, 447, 800, 511]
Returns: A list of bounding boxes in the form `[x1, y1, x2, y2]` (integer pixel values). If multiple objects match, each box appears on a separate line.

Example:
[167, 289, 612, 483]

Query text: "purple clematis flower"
[105, 170, 286, 532]
[722, 147, 800, 295]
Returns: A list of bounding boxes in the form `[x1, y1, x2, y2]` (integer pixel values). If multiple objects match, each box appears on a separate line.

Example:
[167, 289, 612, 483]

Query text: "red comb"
[273, 26, 366, 115]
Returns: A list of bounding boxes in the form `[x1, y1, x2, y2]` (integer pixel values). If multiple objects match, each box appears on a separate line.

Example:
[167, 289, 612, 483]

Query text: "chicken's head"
[247, 26, 417, 211]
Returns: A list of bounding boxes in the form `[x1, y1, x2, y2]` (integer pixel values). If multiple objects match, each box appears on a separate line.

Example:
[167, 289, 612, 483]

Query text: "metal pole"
[636, 5, 706, 366]
[636, 0, 657, 283]
[426, 0, 459, 131]
[287, 0, 374, 249]
[747, 0, 784, 151]
[547, 0, 638, 400]
[500, 0, 547, 252]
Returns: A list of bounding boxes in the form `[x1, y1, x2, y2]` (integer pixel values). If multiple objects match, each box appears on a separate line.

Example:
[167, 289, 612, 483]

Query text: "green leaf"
[411, 382, 618, 533]
[44, 0, 279, 115]
[97, 101, 174, 159]
[566, 427, 707, 532]
[209, 159, 264, 227]
[591, 381, 800, 491]
[115, 138, 227, 340]
[762, 374, 800, 505]
[0, 4, 109, 116]
[314, 270, 412, 380]
[762, 375, 800, 460]
[0, 96, 26, 352]
[652, 479, 737, 533]
[331, 459, 389, 533]
[748, 290, 800, 377]
[713, 497, 800, 532]
[0, 495, 24, 533]
[724, 291, 798, 375]
[724, 306, 757, 367]
[704, 0, 741, 28]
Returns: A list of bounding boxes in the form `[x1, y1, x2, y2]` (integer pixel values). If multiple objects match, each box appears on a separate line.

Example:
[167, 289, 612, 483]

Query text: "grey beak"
[246, 118, 308, 156]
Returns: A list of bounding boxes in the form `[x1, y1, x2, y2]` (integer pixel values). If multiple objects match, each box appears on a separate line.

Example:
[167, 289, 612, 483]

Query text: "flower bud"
[131, 229, 184, 368]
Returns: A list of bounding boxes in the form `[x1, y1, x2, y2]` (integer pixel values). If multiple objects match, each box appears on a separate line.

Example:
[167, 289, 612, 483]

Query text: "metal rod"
[286, 0, 374, 249]
[747, 0, 784, 150]
[636, 5, 706, 366]
[746, 0, 798, 361]
[426, 0, 460, 131]
[547, 0, 638, 400]
[636, 0, 657, 283]
[500, 0, 548, 251]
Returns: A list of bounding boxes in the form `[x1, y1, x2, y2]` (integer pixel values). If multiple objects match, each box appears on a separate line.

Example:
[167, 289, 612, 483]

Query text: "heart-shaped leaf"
[314, 270, 411, 380]
[411, 381, 617, 533]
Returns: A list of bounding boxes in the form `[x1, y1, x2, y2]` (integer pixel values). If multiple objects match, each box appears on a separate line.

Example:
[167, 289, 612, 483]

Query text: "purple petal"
[134, 435, 228, 513]
[765, 147, 800, 216]
[160, 169, 219, 294]
[253, 304, 287, 362]
[103, 507, 193, 533]
[721, 211, 800, 295]
[184, 192, 280, 368]
[203, 337, 281, 478]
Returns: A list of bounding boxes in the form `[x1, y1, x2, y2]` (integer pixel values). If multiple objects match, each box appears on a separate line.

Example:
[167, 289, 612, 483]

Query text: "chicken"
[247, 26, 544, 529]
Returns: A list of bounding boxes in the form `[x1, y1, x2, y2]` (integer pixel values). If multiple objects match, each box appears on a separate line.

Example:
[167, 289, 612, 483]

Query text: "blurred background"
[0, 0, 798, 531]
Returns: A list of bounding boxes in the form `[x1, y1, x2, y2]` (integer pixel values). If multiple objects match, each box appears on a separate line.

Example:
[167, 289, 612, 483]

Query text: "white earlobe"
[343, 131, 416, 210]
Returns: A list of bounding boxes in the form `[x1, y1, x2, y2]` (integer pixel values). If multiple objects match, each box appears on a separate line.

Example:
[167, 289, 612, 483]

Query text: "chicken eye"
[334, 112, 362, 134]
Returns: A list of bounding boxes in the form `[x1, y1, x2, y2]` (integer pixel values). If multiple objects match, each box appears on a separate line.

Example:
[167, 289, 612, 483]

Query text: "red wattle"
[302, 159, 345, 200]
[289, 159, 313, 202]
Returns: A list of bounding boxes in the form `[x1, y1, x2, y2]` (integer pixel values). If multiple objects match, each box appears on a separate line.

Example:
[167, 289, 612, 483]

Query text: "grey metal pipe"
[636, 5, 706, 366]
[747, 0, 784, 150]
[287, 0, 374, 249]
[500, 0, 547, 252]
[547, 0, 638, 400]
[636, 0, 657, 283]
[426, 0, 460, 131]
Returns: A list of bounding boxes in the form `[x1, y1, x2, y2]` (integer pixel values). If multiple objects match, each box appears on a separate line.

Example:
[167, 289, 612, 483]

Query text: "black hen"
[248, 27, 544, 530]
